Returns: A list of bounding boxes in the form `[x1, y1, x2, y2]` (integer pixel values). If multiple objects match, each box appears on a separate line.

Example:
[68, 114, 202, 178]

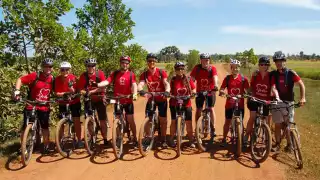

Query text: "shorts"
[115, 103, 134, 115]
[145, 100, 167, 117]
[225, 108, 244, 120]
[247, 99, 269, 116]
[89, 101, 107, 121]
[58, 102, 81, 118]
[196, 93, 216, 109]
[23, 109, 50, 130]
[271, 101, 295, 124]
[170, 106, 192, 121]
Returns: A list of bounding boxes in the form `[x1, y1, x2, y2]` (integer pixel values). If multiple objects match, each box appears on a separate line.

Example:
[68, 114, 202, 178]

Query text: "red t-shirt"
[250, 72, 272, 101]
[169, 76, 196, 107]
[20, 72, 54, 111]
[55, 74, 80, 105]
[139, 68, 168, 102]
[190, 65, 218, 92]
[107, 70, 136, 104]
[220, 74, 249, 109]
[77, 70, 106, 102]
[271, 71, 301, 94]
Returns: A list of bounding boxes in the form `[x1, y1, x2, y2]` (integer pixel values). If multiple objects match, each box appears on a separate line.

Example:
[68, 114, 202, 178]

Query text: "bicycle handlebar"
[18, 99, 56, 106]
[245, 95, 278, 105]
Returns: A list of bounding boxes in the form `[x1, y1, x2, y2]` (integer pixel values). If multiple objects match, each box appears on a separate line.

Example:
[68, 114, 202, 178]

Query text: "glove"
[13, 90, 21, 101]
[164, 91, 170, 98]
[139, 90, 146, 96]
[191, 93, 196, 99]
[219, 91, 225, 97]
[212, 86, 218, 92]
[133, 93, 138, 101]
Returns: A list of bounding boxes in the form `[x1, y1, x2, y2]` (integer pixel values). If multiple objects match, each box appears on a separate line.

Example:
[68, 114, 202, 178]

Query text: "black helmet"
[259, 56, 270, 64]
[273, 51, 286, 61]
[200, 53, 210, 59]
[174, 61, 185, 69]
[146, 53, 157, 60]
[42, 58, 54, 66]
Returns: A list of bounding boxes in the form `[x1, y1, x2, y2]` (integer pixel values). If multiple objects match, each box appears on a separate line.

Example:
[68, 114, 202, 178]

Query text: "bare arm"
[214, 75, 219, 87]
[296, 80, 306, 104]
[271, 85, 280, 100]
[97, 80, 109, 88]
[15, 78, 22, 90]
[132, 82, 138, 95]
[163, 78, 170, 92]
[137, 81, 145, 92]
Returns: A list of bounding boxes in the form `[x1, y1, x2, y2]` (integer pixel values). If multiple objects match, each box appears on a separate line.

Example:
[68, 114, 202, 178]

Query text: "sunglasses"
[60, 68, 70, 72]
[87, 65, 96, 67]
[175, 68, 185, 71]
[259, 64, 270, 67]
[147, 60, 156, 63]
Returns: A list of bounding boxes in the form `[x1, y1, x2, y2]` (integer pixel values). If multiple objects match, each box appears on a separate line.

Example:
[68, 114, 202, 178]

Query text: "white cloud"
[245, 0, 320, 10]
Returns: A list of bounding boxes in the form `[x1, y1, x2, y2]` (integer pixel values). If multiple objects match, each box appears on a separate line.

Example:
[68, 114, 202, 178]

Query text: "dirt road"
[0, 64, 286, 180]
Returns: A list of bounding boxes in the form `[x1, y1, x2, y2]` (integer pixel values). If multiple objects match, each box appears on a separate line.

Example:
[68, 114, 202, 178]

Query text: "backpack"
[271, 68, 295, 101]
[225, 74, 245, 89]
[28, 71, 55, 100]
[112, 70, 133, 87]
[85, 70, 101, 88]
[195, 64, 214, 79]
[170, 75, 192, 95]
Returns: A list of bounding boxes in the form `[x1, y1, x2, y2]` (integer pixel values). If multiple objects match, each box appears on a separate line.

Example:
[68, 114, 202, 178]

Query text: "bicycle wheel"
[138, 117, 155, 157]
[55, 118, 75, 158]
[84, 116, 97, 155]
[290, 130, 303, 169]
[235, 117, 242, 157]
[112, 117, 124, 159]
[176, 116, 182, 157]
[195, 115, 209, 152]
[21, 124, 35, 167]
[250, 122, 272, 163]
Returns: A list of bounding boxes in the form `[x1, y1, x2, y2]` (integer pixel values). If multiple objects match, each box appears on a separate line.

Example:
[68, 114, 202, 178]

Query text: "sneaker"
[76, 141, 84, 149]
[132, 140, 138, 148]
[220, 139, 227, 147]
[243, 135, 249, 147]
[167, 138, 176, 148]
[42, 144, 50, 154]
[209, 135, 215, 144]
[161, 141, 169, 149]
[188, 141, 196, 148]
[284, 144, 292, 153]
[271, 143, 280, 153]
[103, 139, 110, 147]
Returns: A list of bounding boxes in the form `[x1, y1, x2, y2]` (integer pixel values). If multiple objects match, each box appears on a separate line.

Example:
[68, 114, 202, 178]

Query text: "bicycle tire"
[84, 116, 97, 155]
[176, 116, 182, 157]
[138, 117, 155, 157]
[250, 122, 272, 163]
[236, 117, 242, 157]
[55, 118, 75, 158]
[21, 124, 34, 167]
[195, 115, 207, 152]
[112, 117, 124, 159]
[290, 130, 303, 169]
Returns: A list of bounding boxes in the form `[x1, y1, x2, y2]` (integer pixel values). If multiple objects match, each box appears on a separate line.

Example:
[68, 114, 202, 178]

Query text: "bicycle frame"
[197, 91, 216, 134]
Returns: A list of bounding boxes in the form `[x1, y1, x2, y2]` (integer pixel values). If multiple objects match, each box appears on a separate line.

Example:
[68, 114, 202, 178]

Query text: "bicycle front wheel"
[235, 117, 242, 157]
[84, 116, 97, 155]
[195, 115, 210, 152]
[55, 118, 75, 158]
[176, 116, 182, 157]
[21, 124, 35, 167]
[290, 130, 303, 169]
[112, 118, 124, 159]
[250, 122, 272, 163]
[138, 117, 155, 157]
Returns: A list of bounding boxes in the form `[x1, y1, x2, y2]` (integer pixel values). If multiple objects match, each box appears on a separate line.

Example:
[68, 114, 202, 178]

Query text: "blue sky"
[2, 0, 320, 55]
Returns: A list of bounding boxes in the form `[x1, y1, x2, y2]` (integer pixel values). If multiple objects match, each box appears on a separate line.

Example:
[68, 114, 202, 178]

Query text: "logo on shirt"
[119, 77, 126, 85]
[256, 84, 268, 94]
[200, 79, 209, 90]
[147, 81, 160, 91]
[230, 88, 240, 96]
[177, 88, 187, 96]
[37, 88, 50, 101]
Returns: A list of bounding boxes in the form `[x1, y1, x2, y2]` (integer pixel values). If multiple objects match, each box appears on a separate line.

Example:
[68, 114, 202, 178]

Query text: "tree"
[159, 46, 181, 62]
[300, 51, 304, 60]
[187, 49, 199, 71]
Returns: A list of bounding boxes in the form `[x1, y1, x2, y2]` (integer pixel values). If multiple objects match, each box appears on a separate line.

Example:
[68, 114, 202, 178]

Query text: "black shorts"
[225, 108, 244, 120]
[145, 100, 167, 117]
[115, 103, 134, 115]
[23, 109, 50, 130]
[59, 102, 81, 118]
[247, 100, 270, 116]
[196, 94, 216, 109]
[170, 106, 192, 121]
[92, 101, 107, 120]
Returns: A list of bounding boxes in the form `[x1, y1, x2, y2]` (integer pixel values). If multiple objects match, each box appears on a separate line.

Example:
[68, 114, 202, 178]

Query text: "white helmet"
[230, 58, 241, 66]
[60, 61, 72, 69]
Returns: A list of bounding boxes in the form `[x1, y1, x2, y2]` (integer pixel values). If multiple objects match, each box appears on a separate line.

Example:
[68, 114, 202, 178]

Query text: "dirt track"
[0, 64, 286, 180]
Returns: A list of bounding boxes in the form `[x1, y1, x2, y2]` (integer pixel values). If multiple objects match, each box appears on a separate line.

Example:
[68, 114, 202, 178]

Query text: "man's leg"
[158, 101, 168, 143]
[38, 110, 51, 153]
[168, 106, 176, 147]
[221, 108, 233, 147]
[96, 101, 108, 145]
[125, 103, 137, 145]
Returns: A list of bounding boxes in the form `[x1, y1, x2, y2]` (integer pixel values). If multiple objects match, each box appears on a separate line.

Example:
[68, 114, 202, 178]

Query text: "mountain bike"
[55, 93, 80, 158]
[18, 99, 55, 166]
[138, 92, 166, 157]
[195, 89, 217, 152]
[271, 102, 303, 169]
[245, 95, 278, 163]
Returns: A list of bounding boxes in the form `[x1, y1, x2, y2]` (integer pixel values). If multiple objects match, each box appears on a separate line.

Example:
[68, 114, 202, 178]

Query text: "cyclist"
[190, 53, 218, 142]
[219, 59, 250, 147]
[13, 58, 55, 153]
[244, 56, 273, 145]
[55, 61, 83, 148]
[97, 56, 139, 146]
[270, 51, 306, 152]
[77, 58, 109, 146]
[137, 53, 171, 148]
[168, 61, 196, 148]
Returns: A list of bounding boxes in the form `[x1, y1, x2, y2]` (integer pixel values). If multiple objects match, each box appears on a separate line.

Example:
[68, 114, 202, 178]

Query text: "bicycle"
[138, 92, 166, 157]
[245, 95, 278, 163]
[271, 102, 303, 169]
[18, 99, 55, 166]
[220, 93, 246, 157]
[170, 95, 193, 157]
[55, 93, 81, 158]
[195, 89, 218, 152]
[108, 94, 133, 159]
